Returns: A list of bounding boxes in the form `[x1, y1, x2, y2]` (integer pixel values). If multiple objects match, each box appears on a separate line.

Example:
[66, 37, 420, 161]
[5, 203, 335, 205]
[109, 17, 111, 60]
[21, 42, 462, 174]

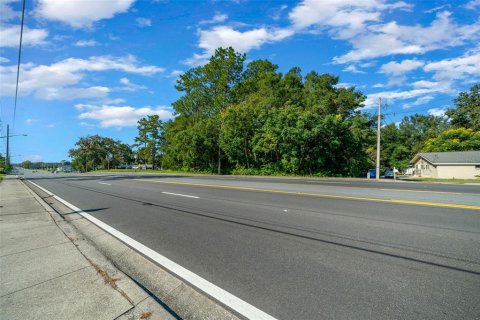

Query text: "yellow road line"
[132, 179, 480, 211]
[380, 188, 462, 195]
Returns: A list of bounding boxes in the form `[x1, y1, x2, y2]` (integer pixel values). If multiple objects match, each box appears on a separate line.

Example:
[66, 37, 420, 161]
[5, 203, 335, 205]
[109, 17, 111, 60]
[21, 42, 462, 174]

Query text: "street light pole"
[0, 125, 28, 169]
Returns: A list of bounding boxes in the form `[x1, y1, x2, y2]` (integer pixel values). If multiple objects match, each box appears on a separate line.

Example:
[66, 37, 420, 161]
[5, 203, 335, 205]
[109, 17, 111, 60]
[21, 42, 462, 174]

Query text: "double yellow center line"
[132, 179, 480, 211]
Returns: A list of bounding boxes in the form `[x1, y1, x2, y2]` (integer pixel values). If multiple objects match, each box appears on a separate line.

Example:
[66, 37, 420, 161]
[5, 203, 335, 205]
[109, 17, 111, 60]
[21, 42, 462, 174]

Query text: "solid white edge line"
[162, 192, 199, 199]
[26, 180, 277, 320]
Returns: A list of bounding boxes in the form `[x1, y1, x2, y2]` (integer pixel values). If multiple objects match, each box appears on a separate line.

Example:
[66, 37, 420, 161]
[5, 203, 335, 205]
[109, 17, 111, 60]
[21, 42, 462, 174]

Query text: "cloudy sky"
[1, 0, 479, 162]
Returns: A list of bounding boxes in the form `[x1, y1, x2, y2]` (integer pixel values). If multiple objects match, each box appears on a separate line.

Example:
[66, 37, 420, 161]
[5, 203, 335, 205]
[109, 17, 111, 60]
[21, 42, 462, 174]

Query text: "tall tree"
[135, 115, 164, 170]
[69, 135, 133, 171]
[446, 84, 480, 130]
[423, 127, 480, 152]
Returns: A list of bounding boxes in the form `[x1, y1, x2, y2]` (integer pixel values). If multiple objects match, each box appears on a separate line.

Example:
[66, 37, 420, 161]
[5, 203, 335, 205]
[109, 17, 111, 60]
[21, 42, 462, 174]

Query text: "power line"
[383, 106, 435, 117]
[13, 0, 26, 131]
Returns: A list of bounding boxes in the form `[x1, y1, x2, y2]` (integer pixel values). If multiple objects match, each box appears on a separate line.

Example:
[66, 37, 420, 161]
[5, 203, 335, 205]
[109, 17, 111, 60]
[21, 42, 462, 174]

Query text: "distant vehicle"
[384, 169, 394, 178]
[367, 169, 376, 179]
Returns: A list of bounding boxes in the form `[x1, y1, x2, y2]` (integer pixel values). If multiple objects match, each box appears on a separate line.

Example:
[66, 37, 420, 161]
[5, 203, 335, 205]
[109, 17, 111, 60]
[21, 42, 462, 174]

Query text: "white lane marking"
[98, 182, 112, 186]
[27, 180, 277, 320]
[162, 192, 199, 199]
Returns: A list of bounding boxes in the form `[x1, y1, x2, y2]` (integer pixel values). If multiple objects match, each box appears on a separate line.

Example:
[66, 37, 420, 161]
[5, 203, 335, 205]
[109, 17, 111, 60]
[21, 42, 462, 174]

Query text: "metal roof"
[411, 151, 480, 164]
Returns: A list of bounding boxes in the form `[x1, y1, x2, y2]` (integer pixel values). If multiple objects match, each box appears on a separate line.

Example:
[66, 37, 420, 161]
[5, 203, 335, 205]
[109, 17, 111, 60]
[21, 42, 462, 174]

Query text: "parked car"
[384, 169, 394, 178]
[367, 169, 376, 179]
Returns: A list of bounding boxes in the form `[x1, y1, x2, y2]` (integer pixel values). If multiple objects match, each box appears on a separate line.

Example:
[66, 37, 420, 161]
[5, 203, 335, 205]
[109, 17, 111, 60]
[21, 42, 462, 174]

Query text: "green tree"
[446, 84, 480, 130]
[135, 115, 164, 170]
[21, 160, 32, 169]
[163, 47, 372, 176]
[423, 127, 480, 152]
[69, 135, 132, 171]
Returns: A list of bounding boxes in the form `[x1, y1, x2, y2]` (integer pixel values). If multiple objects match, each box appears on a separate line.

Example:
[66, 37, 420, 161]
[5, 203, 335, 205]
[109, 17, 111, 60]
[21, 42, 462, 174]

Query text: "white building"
[410, 151, 480, 179]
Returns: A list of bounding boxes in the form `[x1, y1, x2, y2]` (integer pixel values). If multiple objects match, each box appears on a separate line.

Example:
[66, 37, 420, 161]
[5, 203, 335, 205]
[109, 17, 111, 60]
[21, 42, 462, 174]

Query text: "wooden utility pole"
[6, 124, 10, 168]
[376, 98, 381, 180]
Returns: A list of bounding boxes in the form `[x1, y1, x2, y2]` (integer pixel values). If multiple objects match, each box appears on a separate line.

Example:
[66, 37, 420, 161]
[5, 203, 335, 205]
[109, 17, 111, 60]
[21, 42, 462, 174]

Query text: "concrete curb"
[20, 178, 176, 320]
[23, 179, 244, 320]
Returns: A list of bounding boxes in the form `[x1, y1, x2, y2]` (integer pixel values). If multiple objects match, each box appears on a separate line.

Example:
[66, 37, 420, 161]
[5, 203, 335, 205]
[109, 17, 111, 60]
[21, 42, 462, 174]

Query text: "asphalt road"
[22, 170, 480, 319]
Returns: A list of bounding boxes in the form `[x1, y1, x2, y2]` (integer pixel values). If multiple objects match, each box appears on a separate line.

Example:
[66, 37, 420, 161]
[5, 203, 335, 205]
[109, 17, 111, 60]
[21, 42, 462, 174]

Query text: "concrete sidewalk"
[0, 176, 175, 320]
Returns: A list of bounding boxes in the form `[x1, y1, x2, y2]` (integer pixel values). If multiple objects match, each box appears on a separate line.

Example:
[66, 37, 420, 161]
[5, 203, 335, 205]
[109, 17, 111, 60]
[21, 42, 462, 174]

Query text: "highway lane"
[25, 172, 480, 319]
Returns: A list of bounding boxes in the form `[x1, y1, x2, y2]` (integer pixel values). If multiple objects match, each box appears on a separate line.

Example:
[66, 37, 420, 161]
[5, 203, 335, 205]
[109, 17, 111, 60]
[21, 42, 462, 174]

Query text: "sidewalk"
[0, 177, 175, 320]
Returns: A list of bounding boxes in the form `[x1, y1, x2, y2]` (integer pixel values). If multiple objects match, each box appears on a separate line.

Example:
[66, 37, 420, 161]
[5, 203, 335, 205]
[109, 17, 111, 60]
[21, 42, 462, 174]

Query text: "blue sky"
[1, 0, 479, 163]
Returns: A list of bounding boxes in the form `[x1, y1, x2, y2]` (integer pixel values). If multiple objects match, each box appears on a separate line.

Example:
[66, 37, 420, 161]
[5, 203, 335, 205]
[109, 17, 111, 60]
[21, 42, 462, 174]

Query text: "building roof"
[411, 151, 480, 165]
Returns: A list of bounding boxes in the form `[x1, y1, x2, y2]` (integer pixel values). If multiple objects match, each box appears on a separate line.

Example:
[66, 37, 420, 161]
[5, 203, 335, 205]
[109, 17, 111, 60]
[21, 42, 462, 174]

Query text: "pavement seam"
[22, 180, 140, 309]
[0, 265, 91, 298]
[112, 306, 136, 320]
[0, 210, 50, 216]
[1, 223, 62, 233]
[0, 240, 71, 258]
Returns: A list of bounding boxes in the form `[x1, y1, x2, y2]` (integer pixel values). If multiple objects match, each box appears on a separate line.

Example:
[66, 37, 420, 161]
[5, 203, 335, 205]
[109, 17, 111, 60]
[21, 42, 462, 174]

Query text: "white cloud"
[464, 0, 480, 10]
[290, 0, 381, 31]
[289, 0, 411, 40]
[380, 59, 424, 76]
[136, 17, 152, 27]
[343, 65, 365, 74]
[0, 0, 19, 22]
[46, 124, 55, 128]
[0, 24, 48, 47]
[23, 155, 43, 162]
[25, 118, 39, 125]
[363, 88, 444, 109]
[428, 107, 447, 117]
[77, 104, 173, 127]
[271, 5, 288, 21]
[103, 98, 126, 105]
[186, 26, 293, 66]
[169, 70, 183, 78]
[118, 77, 146, 91]
[35, 0, 136, 28]
[36, 86, 110, 100]
[335, 11, 480, 63]
[411, 80, 451, 90]
[199, 13, 228, 25]
[402, 95, 434, 109]
[74, 39, 98, 47]
[380, 59, 424, 85]
[423, 50, 480, 82]
[0, 55, 163, 100]
[425, 4, 450, 13]
[0, 57, 10, 63]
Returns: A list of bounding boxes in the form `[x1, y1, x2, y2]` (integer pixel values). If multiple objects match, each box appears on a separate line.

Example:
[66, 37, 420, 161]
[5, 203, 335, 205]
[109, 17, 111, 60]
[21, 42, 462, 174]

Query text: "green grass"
[404, 177, 480, 184]
[0, 174, 5, 183]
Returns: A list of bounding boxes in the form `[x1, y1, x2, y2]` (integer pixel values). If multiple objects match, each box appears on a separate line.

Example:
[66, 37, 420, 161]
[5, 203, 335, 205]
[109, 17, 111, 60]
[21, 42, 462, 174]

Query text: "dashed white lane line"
[98, 182, 112, 186]
[162, 192, 199, 199]
[27, 180, 276, 320]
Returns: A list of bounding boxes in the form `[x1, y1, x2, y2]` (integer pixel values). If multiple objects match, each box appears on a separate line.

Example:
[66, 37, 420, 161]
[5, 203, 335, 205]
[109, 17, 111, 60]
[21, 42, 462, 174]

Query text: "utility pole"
[6, 124, 10, 168]
[376, 98, 381, 181]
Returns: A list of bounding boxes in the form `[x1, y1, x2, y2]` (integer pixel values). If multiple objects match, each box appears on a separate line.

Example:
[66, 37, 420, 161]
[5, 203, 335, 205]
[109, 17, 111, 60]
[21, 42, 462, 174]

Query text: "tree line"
[67, 47, 480, 176]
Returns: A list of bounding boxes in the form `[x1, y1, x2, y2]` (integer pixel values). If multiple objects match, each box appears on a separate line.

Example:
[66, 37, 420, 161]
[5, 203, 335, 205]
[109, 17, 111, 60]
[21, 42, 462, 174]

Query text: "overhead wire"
[13, 0, 26, 131]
